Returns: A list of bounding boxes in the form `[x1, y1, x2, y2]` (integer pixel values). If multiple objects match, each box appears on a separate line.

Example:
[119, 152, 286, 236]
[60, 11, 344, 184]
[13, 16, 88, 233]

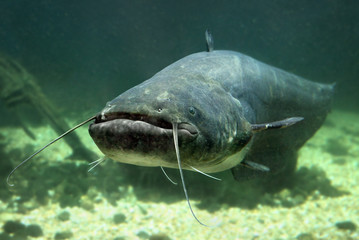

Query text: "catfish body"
[89, 50, 333, 180]
[6, 43, 333, 226]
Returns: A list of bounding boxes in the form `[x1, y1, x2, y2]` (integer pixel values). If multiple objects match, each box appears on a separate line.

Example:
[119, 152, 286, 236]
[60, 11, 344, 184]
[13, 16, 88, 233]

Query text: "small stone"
[335, 220, 357, 231]
[257, 218, 264, 224]
[113, 213, 127, 224]
[25, 224, 43, 237]
[3, 220, 26, 234]
[296, 232, 316, 240]
[80, 196, 95, 211]
[54, 231, 73, 239]
[57, 211, 71, 221]
[114, 237, 126, 240]
[149, 233, 172, 240]
[136, 230, 150, 239]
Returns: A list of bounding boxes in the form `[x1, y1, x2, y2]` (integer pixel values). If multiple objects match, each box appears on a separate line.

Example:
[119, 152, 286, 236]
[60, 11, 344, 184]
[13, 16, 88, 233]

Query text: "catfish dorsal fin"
[251, 117, 304, 133]
[205, 29, 214, 52]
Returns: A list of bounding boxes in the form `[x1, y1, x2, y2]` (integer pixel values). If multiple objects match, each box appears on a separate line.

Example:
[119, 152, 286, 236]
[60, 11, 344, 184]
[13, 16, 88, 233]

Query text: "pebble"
[296, 232, 316, 240]
[80, 196, 95, 211]
[2, 220, 26, 234]
[113, 237, 126, 240]
[25, 224, 43, 237]
[149, 233, 172, 240]
[335, 220, 357, 231]
[113, 213, 127, 224]
[136, 230, 150, 239]
[57, 210, 71, 221]
[54, 231, 74, 239]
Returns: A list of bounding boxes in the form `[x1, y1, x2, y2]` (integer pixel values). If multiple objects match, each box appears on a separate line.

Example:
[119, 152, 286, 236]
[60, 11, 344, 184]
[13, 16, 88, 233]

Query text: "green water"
[0, 1, 358, 239]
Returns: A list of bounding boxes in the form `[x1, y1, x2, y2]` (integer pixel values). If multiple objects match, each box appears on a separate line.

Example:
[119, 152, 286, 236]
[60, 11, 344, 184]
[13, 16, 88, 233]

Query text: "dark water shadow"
[1, 155, 348, 215]
[88, 160, 348, 212]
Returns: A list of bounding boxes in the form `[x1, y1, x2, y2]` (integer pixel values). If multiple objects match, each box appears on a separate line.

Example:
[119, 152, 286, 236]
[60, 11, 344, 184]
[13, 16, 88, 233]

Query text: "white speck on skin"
[157, 91, 169, 100]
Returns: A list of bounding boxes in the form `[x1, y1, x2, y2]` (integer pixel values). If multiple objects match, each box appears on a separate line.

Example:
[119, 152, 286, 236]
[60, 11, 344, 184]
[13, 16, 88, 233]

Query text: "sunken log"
[0, 56, 96, 161]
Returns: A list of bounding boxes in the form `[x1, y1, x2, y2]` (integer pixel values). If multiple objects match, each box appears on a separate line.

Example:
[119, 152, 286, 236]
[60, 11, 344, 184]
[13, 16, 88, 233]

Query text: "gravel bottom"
[0, 110, 358, 240]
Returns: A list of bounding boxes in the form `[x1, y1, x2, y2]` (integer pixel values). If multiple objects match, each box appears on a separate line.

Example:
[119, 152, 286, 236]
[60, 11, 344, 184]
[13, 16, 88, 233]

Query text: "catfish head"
[89, 52, 254, 173]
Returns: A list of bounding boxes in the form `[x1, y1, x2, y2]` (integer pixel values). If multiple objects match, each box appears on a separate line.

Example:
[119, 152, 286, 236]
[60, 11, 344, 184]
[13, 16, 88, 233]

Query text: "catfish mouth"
[90, 112, 198, 140]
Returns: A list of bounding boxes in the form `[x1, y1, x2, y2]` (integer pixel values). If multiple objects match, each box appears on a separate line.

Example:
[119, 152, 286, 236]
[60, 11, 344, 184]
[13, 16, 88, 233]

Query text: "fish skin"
[89, 50, 333, 180]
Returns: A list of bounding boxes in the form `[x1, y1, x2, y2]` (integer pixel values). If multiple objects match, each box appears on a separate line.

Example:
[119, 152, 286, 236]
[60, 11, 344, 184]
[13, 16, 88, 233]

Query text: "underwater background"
[0, 1, 358, 239]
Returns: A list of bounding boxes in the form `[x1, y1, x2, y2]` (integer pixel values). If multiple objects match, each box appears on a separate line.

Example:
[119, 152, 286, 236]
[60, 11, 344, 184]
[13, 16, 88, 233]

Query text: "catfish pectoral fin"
[240, 160, 270, 172]
[251, 117, 304, 133]
[231, 161, 271, 181]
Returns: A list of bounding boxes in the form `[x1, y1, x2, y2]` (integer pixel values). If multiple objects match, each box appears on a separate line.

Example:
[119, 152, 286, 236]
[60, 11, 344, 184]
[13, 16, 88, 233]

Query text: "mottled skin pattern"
[89, 50, 333, 180]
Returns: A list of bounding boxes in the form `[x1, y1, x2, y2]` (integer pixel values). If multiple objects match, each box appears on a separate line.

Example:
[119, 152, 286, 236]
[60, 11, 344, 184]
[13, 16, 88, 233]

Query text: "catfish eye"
[157, 108, 163, 113]
[188, 106, 196, 115]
